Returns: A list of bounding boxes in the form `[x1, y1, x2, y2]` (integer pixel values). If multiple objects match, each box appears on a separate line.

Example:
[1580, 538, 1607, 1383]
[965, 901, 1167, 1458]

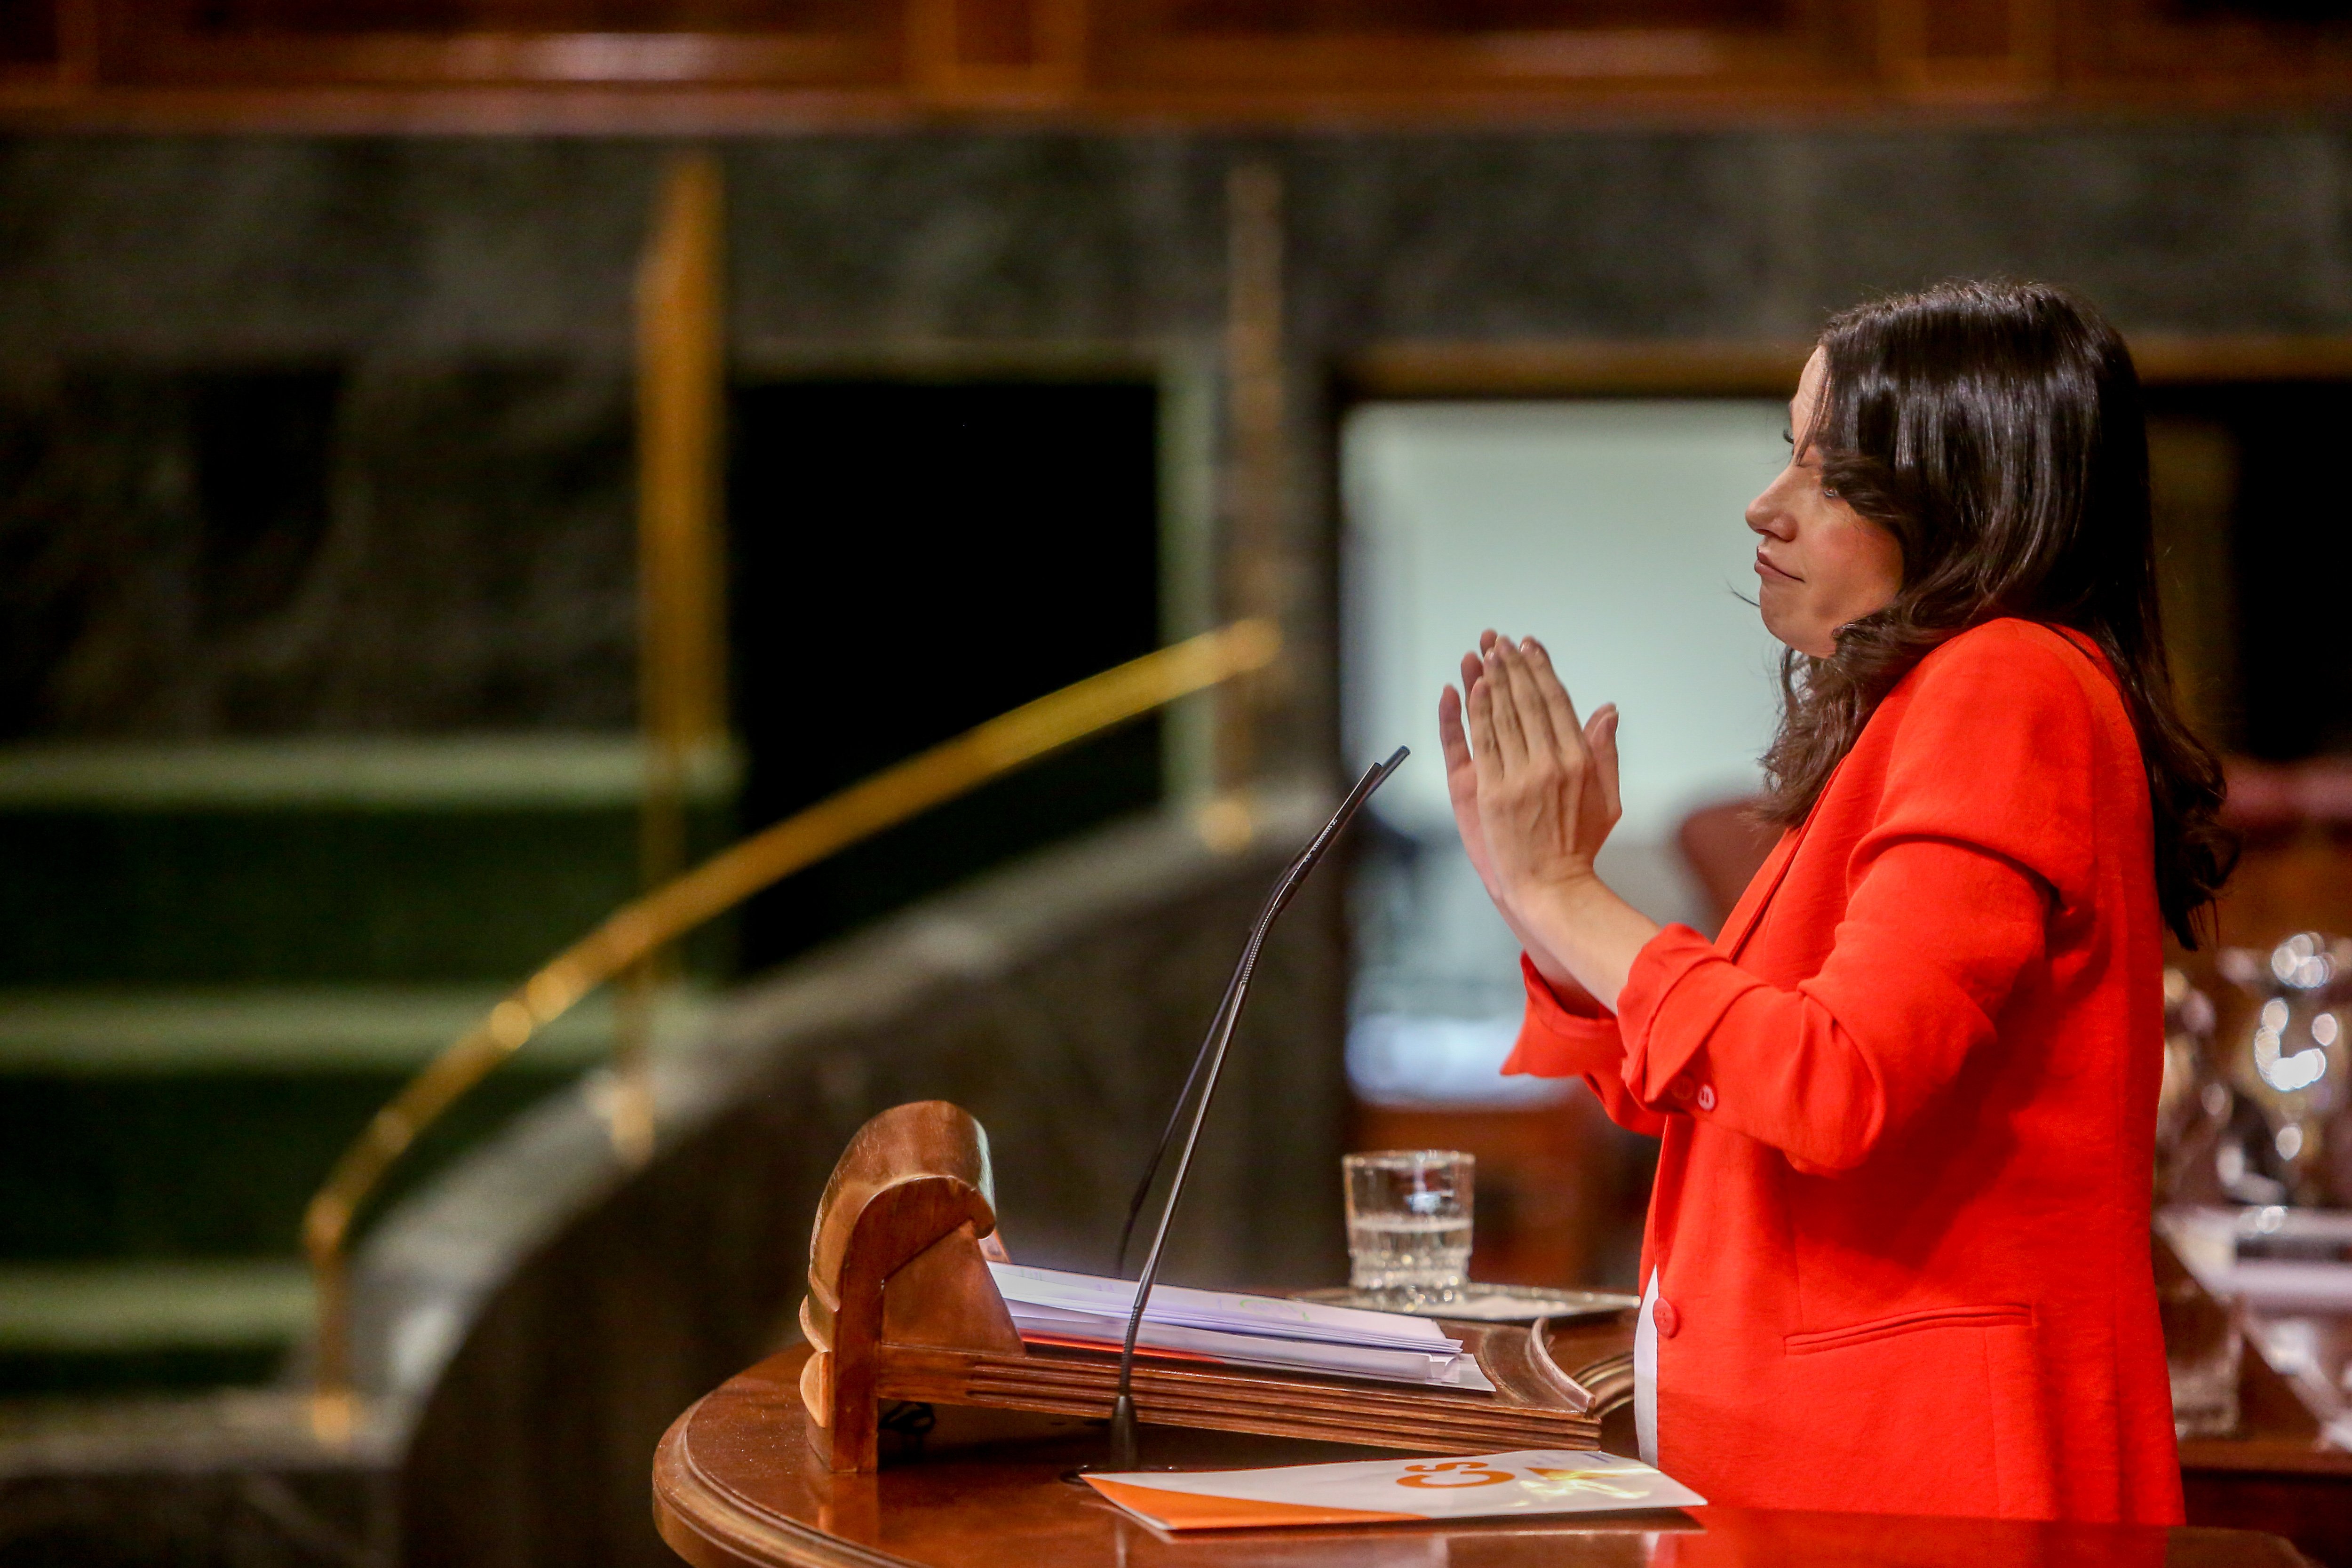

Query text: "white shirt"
[1634, 1267, 1660, 1467]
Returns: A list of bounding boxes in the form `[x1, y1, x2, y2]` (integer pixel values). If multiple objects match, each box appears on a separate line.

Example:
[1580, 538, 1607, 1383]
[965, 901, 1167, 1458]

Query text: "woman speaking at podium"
[1440, 280, 2229, 1524]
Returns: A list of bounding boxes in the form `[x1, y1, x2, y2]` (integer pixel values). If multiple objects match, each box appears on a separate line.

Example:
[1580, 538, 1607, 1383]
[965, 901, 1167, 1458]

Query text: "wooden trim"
[0, 80, 1912, 133]
[654, 1397, 908, 1568]
[636, 153, 731, 764]
[0, 1, 57, 78]
[1089, 31, 1828, 89]
[56, 0, 95, 83]
[1345, 340, 1812, 401]
[2130, 335, 2352, 386]
[18, 0, 2352, 127]
[1880, 0, 2055, 106]
[0, 84, 919, 134]
[87, 1, 898, 89]
[1087, 0, 1863, 92]
[1347, 335, 2352, 404]
[732, 340, 1167, 382]
[909, 0, 1086, 110]
[2180, 1436, 2352, 1479]
[94, 32, 893, 89]
[2068, 0, 2352, 96]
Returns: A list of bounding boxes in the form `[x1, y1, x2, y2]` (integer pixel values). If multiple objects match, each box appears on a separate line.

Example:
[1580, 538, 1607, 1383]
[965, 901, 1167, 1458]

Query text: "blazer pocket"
[1784, 1302, 2033, 1356]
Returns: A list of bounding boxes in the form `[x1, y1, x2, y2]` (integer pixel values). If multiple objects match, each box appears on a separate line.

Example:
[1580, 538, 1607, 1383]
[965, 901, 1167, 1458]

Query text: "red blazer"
[1505, 617, 2182, 1524]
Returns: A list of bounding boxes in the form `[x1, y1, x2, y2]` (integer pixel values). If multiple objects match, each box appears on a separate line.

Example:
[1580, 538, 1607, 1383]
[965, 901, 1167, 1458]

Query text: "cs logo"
[1395, 1460, 1515, 1489]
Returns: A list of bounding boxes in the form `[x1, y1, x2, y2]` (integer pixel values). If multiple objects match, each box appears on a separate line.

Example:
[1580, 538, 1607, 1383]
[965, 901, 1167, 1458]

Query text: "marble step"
[0, 1260, 313, 1353]
[0, 983, 711, 1073]
[0, 736, 736, 986]
[0, 984, 709, 1262]
[0, 1260, 311, 1397]
[0, 736, 738, 812]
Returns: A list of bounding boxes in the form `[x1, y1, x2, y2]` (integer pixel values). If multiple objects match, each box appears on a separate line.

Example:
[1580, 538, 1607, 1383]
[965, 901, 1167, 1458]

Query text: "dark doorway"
[2143, 381, 2352, 761]
[728, 379, 1164, 976]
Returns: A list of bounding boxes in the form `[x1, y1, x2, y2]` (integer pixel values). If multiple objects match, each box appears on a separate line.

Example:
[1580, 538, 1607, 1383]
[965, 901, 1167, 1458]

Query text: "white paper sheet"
[1084, 1447, 1706, 1531]
[988, 1263, 1494, 1391]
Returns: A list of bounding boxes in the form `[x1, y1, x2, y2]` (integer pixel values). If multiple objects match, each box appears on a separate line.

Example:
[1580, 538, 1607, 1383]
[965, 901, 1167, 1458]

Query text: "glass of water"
[2160, 1271, 2243, 1439]
[1344, 1149, 1473, 1302]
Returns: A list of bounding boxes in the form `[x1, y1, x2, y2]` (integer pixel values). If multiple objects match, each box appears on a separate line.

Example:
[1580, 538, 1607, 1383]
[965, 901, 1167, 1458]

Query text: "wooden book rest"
[797, 1101, 1632, 1473]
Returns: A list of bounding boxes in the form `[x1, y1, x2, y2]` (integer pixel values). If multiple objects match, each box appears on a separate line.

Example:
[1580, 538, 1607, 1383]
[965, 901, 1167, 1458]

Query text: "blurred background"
[5, 1, 2352, 1562]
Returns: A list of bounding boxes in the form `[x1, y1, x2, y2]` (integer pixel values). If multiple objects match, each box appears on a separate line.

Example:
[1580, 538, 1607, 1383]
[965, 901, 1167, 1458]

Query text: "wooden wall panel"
[0, 0, 60, 68]
[1882, 0, 2056, 102]
[176, 1, 860, 28]
[2067, 0, 2352, 100]
[908, 0, 1085, 108]
[1086, 0, 1868, 106]
[89, 0, 899, 88]
[1130, 0, 1796, 32]
[8, 0, 2352, 125]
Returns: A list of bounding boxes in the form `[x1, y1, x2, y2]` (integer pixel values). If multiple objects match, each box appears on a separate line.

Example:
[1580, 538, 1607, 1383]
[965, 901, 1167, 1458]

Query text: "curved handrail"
[301, 619, 1279, 1435]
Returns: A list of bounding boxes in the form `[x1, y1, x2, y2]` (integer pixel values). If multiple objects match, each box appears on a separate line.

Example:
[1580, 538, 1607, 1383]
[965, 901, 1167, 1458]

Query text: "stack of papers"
[1082, 1448, 1705, 1532]
[986, 1263, 1494, 1391]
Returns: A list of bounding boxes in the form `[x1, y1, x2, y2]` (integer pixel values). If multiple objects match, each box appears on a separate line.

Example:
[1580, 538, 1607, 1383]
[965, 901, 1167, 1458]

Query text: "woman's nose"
[1745, 481, 1794, 539]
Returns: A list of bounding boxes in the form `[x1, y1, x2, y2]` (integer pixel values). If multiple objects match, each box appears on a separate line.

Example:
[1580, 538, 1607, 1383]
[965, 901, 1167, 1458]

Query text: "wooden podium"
[653, 1351, 2309, 1568]
[796, 1101, 1627, 1472]
[655, 1100, 2313, 1568]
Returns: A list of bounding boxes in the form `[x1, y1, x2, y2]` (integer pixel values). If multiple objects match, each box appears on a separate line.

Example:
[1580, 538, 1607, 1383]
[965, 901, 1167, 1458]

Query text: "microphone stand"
[1102, 748, 1408, 1471]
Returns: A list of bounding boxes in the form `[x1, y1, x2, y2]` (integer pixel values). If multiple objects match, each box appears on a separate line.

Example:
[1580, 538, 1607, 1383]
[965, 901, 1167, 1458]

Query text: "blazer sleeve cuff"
[1617, 924, 1746, 1105]
[1501, 952, 1626, 1078]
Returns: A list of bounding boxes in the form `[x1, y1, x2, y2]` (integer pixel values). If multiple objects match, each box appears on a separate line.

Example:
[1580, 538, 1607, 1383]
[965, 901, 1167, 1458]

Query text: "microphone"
[1103, 748, 1409, 1471]
[1113, 753, 1410, 1274]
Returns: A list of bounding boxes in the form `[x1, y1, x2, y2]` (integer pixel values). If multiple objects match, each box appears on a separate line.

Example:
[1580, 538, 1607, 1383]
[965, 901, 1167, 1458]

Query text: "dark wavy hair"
[1760, 279, 2234, 947]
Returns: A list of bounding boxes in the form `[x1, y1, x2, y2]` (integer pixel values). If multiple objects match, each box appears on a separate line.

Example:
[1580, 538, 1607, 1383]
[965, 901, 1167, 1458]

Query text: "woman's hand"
[1468, 636, 1622, 897]
[1440, 636, 1581, 991]
[1439, 633, 1657, 1009]
[1438, 634, 1509, 905]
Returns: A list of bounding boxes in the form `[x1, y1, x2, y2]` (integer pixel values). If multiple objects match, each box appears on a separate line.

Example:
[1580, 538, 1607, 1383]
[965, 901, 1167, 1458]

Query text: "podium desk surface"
[654, 1346, 2309, 1568]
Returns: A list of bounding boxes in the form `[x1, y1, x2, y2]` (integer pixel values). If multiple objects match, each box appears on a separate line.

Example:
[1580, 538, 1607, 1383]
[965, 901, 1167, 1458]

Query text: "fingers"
[1585, 703, 1622, 823]
[1478, 638, 1532, 765]
[1438, 685, 1473, 781]
[1465, 654, 1503, 772]
[1519, 638, 1585, 749]
[1488, 637, 1563, 757]
[1465, 634, 1598, 791]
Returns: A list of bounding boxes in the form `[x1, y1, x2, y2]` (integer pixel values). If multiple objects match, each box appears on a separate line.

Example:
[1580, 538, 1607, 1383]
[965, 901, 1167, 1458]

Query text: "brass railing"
[300, 618, 1280, 1438]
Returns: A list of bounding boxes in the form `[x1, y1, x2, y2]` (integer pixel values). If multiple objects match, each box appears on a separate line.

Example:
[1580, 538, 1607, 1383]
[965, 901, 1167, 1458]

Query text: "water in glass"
[1344, 1149, 1472, 1301]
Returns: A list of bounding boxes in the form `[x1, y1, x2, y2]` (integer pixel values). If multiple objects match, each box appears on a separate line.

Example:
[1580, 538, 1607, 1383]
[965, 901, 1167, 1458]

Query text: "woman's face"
[1746, 349, 1906, 659]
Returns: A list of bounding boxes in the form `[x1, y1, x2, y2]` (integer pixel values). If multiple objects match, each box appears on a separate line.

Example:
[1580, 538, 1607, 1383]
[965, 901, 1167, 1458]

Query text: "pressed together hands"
[1438, 632, 1661, 1012]
[1431, 345, 1887, 1008]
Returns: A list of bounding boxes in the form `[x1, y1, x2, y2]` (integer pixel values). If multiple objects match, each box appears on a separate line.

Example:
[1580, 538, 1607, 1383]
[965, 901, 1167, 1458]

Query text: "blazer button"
[1653, 1298, 1682, 1338]
[1695, 1084, 1717, 1112]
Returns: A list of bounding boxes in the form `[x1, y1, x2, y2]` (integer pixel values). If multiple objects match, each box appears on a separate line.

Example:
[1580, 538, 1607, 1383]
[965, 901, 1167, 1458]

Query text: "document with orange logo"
[1081, 1449, 1704, 1531]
